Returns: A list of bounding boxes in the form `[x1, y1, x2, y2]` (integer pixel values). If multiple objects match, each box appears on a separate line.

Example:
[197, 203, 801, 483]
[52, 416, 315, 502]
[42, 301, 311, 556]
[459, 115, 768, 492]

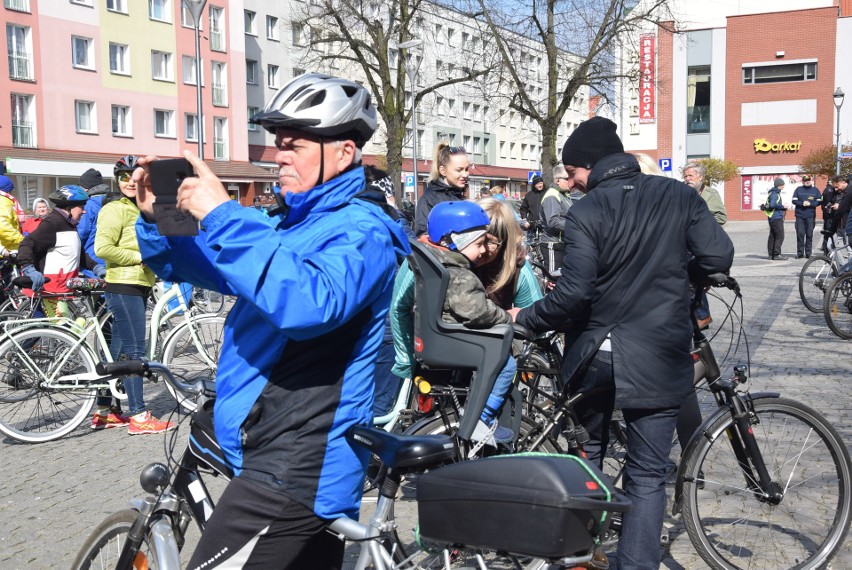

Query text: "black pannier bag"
[188, 400, 234, 479]
[417, 454, 630, 559]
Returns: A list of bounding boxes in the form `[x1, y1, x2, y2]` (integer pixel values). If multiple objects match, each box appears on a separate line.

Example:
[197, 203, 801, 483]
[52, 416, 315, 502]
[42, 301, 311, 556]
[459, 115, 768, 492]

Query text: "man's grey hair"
[553, 164, 567, 178]
[683, 162, 705, 179]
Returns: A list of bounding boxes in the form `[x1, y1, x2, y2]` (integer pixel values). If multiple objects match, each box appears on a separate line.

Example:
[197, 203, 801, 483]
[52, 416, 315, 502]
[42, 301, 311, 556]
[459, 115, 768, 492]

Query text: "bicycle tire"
[0, 327, 97, 442]
[798, 255, 834, 313]
[161, 315, 225, 411]
[823, 272, 852, 339]
[518, 349, 560, 419]
[680, 397, 852, 569]
[71, 509, 158, 570]
[191, 288, 226, 314]
[0, 296, 32, 314]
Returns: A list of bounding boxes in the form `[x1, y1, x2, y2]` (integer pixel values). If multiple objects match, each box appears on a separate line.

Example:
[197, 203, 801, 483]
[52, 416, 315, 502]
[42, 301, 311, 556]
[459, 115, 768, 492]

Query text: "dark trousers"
[767, 218, 784, 258]
[795, 216, 816, 257]
[573, 351, 680, 570]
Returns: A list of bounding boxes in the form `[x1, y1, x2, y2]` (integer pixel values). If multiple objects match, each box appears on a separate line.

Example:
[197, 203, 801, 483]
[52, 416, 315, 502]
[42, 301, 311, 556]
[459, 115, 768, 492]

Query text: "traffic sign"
[405, 175, 415, 189]
[841, 152, 852, 158]
[528, 170, 542, 184]
[658, 158, 672, 172]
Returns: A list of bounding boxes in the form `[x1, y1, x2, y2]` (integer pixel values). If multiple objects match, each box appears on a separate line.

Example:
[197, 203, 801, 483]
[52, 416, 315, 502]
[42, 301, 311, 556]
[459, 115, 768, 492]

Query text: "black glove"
[759, 204, 769, 211]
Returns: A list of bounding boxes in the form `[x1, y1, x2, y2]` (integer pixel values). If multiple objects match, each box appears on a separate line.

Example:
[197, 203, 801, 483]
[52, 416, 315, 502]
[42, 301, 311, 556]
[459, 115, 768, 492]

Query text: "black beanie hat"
[561, 116, 624, 169]
[79, 168, 104, 190]
[531, 175, 544, 186]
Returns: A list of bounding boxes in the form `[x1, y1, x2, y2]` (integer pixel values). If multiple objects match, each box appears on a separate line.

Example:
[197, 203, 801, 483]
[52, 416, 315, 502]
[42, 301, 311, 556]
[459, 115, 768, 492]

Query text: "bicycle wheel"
[823, 273, 852, 339]
[191, 287, 226, 314]
[71, 509, 158, 570]
[681, 397, 852, 569]
[161, 315, 225, 411]
[798, 255, 834, 313]
[0, 327, 97, 442]
[518, 349, 560, 419]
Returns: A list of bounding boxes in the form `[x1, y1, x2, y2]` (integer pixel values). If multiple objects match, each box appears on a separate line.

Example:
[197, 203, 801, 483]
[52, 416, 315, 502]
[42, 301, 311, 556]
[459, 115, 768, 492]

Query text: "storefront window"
[687, 66, 710, 134]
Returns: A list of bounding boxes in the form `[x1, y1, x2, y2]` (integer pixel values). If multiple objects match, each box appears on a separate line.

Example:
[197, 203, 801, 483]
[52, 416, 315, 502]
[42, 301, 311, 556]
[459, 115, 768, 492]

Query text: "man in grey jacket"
[512, 117, 734, 570]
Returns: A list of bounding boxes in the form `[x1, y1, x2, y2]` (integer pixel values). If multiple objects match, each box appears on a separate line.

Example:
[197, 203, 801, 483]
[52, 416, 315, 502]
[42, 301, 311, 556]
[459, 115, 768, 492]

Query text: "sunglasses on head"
[117, 172, 132, 183]
[446, 146, 466, 155]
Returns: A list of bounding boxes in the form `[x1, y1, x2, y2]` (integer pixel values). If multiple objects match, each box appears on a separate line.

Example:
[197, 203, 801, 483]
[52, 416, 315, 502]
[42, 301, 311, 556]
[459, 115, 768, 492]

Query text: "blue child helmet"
[48, 185, 89, 208]
[427, 201, 490, 249]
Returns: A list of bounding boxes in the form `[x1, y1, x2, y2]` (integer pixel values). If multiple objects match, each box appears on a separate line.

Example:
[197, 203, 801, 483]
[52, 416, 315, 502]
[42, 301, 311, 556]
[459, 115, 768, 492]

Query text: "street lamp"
[399, 38, 423, 203]
[834, 87, 845, 176]
[186, 0, 207, 160]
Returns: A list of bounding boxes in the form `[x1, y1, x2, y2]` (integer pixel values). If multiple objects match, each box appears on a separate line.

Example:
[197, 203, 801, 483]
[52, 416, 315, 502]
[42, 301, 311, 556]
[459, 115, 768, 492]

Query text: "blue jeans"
[481, 355, 516, 422]
[96, 293, 148, 415]
[574, 351, 679, 570]
[372, 333, 401, 417]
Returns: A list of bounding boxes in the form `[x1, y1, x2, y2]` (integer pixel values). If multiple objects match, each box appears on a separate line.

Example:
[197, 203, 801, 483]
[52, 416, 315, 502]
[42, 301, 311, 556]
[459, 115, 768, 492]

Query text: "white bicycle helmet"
[250, 73, 377, 148]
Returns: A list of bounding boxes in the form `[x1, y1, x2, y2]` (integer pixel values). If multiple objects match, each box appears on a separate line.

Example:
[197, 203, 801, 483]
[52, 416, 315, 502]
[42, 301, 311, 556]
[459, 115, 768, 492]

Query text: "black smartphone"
[148, 158, 199, 236]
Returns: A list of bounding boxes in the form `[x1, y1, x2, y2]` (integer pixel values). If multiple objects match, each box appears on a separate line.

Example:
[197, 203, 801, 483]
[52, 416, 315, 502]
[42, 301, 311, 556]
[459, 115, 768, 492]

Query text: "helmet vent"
[342, 85, 358, 98]
[298, 90, 326, 112]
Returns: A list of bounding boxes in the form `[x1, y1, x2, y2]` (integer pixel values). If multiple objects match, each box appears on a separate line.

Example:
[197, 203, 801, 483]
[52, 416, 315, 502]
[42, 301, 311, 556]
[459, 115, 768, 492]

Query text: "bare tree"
[469, 0, 674, 184]
[295, 0, 496, 199]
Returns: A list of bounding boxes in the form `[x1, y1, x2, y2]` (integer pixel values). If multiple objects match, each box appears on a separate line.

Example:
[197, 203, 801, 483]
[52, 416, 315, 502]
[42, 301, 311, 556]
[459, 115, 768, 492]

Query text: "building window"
[266, 16, 279, 41]
[4, 0, 31, 12]
[111, 104, 131, 136]
[180, 1, 202, 28]
[212, 61, 227, 106]
[109, 43, 130, 75]
[473, 137, 481, 154]
[435, 24, 443, 43]
[106, 0, 126, 13]
[292, 67, 305, 77]
[213, 117, 228, 160]
[246, 59, 257, 84]
[11, 93, 35, 148]
[248, 106, 259, 131]
[742, 61, 817, 84]
[185, 113, 199, 142]
[267, 64, 279, 88]
[151, 50, 173, 81]
[75, 100, 96, 133]
[72, 36, 94, 69]
[182, 55, 199, 84]
[687, 66, 710, 134]
[463, 102, 471, 120]
[148, 0, 170, 22]
[154, 109, 175, 137]
[6, 24, 33, 80]
[291, 21, 305, 46]
[70, 0, 93, 5]
[244, 10, 256, 35]
[209, 6, 225, 51]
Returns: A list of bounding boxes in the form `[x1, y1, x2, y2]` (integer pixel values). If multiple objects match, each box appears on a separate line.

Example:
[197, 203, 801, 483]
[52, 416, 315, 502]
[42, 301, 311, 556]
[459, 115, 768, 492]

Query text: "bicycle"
[0, 280, 224, 442]
[822, 268, 852, 339]
[72, 359, 630, 570]
[798, 230, 850, 312]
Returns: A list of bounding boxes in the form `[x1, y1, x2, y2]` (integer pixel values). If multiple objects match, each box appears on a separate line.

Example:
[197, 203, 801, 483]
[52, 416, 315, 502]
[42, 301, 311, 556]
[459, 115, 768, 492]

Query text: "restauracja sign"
[753, 138, 802, 153]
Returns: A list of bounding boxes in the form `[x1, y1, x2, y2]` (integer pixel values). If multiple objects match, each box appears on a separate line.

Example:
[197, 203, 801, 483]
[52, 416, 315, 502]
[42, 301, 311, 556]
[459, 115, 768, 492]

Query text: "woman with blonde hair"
[633, 152, 664, 176]
[414, 141, 470, 236]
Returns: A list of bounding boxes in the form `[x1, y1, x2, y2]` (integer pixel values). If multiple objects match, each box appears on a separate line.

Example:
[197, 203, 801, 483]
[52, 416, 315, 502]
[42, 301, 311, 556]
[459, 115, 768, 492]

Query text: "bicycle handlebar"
[96, 359, 203, 397]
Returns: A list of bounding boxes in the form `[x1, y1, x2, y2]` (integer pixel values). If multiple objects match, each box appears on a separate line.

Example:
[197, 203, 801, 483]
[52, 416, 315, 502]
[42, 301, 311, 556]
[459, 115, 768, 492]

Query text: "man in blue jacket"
[134, 73, 411, 569]
[761, 178, 788, 260]
[791, 175, 822, 258]
[511, 117, 734, 570]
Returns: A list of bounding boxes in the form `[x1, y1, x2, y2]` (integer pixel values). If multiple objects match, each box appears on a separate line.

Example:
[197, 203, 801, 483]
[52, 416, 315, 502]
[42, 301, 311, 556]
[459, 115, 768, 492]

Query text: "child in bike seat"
[397, 200, 517, 445]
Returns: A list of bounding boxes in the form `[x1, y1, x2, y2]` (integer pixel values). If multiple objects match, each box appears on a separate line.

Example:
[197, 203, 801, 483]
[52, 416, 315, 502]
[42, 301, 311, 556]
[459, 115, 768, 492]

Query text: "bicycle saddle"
[346, 425, 456, 470]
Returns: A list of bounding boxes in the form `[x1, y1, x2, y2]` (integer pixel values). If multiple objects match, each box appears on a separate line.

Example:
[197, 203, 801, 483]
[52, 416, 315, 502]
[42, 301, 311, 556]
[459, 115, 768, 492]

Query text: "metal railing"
[8, 50, 33, 80]
[12, 121, 35, 148]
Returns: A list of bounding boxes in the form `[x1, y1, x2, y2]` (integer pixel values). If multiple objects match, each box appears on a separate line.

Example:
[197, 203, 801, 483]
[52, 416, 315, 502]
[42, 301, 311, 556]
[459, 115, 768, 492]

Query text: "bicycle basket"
[189, 400, 234, 479]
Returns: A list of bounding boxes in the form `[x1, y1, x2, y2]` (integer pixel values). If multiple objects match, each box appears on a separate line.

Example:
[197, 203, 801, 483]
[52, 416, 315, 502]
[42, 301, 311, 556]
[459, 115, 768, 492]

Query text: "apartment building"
[615, 0, 852, 221]
[243, 0, 589, 199]
[1, 0, 275, 209]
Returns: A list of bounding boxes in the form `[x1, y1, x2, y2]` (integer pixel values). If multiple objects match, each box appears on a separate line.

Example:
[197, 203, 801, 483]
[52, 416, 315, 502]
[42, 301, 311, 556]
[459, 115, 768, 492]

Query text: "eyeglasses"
[555, 176, 570, 181]
[117, 172, 133, 183]
[486, 239, 503, 250]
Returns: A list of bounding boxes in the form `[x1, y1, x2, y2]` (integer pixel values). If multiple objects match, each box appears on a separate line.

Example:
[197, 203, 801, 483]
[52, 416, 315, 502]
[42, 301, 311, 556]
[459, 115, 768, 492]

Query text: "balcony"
[12, 121, 35, 148]
[4, 0, 30, 11]
[212, 83, 227, 106]
[210, 28, 225, 52]
[213, 139, 226, 160]
[8, 50, 33, 80]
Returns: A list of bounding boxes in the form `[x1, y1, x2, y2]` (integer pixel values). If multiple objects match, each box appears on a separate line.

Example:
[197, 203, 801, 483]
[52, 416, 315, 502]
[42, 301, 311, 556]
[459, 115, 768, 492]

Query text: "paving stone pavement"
[0, 221, 849, 569]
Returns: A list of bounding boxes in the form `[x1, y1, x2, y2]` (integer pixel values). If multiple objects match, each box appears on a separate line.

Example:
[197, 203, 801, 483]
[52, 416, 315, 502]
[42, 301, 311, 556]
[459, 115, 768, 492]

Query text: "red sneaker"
[91, 411, 131, 429]
[128, 411, 175, 435]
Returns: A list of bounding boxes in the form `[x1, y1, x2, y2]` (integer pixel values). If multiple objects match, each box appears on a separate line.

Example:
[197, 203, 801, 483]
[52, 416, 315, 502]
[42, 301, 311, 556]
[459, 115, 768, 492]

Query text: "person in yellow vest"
[0, 175, 24, 256]
[537, 165, 574, 276]
[760, 178, 788, 260]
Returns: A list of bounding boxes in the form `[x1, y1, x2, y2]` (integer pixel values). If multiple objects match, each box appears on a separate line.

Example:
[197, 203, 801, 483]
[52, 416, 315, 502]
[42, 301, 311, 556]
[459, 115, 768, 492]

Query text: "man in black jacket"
[519, 175, 545, 232]
[511, 117, 734, 569]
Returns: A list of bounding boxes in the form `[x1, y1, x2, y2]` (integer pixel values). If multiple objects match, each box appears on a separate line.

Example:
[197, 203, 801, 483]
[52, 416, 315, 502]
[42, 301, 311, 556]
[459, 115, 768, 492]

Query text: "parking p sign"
[658, 158, 672, 172]
[528, 170, 542, 184]
[405, 175, 415, 190]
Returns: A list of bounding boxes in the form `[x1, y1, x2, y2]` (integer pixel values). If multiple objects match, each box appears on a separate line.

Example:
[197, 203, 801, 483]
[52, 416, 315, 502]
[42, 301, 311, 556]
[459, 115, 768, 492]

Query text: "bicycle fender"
[149, 516, 181, 570]
[672, 391, 781, 514]
[108, 378, 129, 401]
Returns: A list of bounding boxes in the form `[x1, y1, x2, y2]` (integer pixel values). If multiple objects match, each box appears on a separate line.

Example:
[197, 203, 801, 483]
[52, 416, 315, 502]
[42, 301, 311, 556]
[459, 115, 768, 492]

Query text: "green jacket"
[390, 245, 542, 379]
[699, 184, 727, 225]
[94, 196, 156, 287]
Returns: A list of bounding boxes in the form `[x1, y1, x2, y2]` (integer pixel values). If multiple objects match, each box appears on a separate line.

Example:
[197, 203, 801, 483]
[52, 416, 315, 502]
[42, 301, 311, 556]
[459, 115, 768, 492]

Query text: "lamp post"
[399, 38, 423, 203]
[834, 87, 845, 176]
[186, 0, 207, 160]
